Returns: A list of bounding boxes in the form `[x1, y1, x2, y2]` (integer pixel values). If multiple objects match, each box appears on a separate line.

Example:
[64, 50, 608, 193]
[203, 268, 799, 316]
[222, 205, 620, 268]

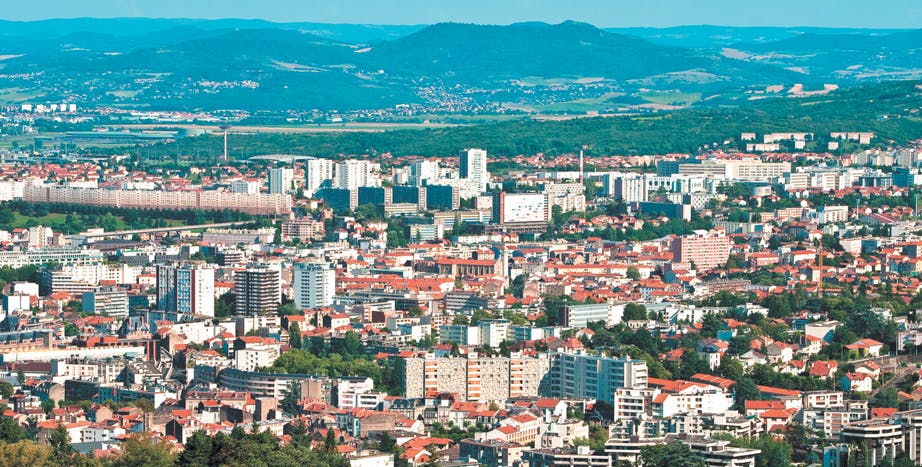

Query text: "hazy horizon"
[4, 0, 921, 29]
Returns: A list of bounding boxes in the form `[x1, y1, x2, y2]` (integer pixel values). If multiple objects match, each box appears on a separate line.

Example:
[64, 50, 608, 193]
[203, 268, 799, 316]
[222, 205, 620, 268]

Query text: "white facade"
[268, 167, 294, 194]
[335, 160, 380, 191]
[304, 158, 334, 197]
[293, 262, 336, 310]
[460, 148, 489, 195]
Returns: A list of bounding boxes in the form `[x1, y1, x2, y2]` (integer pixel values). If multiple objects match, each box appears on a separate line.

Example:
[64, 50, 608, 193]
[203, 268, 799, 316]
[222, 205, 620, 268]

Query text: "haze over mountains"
[0, 18, 919, 112]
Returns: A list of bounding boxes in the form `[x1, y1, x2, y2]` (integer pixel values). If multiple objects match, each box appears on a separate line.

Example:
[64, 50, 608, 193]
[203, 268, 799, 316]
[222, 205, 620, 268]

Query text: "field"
[0, 87, 44, 104]
[9, 212, 186, 231]
[639, 90, 703, 106]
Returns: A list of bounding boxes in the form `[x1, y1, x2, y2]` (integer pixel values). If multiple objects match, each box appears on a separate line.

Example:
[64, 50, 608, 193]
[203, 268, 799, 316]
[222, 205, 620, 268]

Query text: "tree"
[626, 267, 641, 280]
[623, 303, 647, 321]
[0, 416, 27, 443]
[280, 381, 301, 416]
[177, 430, 213, 467]
[0, 380, 13, 399]
[132, 398, 154, 413]
[40, 399, 55, 416]
[341, 331, 363, 359]
[733, 377, 761, 411]
[49, 423, 74, 459]
[324, 428, 338, 453]
[640, 442, 706, 467]
[0, 440, 53, 467]
[289, 322, 302, 350]
[114, 434, 177, 467]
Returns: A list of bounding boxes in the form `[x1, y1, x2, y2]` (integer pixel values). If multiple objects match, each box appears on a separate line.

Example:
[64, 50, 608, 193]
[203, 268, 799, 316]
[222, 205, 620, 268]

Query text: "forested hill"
[145, 80, 922, 159]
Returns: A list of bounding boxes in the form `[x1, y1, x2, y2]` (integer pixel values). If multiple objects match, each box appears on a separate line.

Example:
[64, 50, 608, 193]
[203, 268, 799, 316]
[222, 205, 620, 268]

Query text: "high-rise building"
[671, 232, 732, 271]
[335, 160, 380, 191]
[460, 148, 489, 194]
[234, 265, 281, 316]
[293, 262, 336, 310]
[410, 160, 440, 186]
[156, 264, 215, 317]
[546, 352, 648, 403]
[304, 158, 334, 198]
[268, 167, 294, 194]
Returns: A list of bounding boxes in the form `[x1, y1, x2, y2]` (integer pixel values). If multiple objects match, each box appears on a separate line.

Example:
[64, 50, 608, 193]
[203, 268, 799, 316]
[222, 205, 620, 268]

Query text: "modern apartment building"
[671, 231, 732, 271]
[293, 262, 336, 310]
[234, 265, 281, 316]
[460, 148, 489, 194]
[268, 167, 294, 194]
[82, 286, 130, 318]
[402, 353, 550, 402]
[304, 157, 334, 197]
[545, 352, 648, 403]
[156, 264, 215, 317]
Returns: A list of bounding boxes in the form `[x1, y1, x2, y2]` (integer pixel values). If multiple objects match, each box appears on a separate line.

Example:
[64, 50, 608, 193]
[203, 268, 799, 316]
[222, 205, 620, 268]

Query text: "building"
[402, 354, 549, 402]
[304, 157, 334, 197]
[156, 264, 215, 317]
[280, 218, 325, 243]
[23, 185, 292, 216]
[839, 420, 904, 466]
[234, 266, 281, 316]
[672, 231, 732, 271]
[335, 160, 380, 191]
[293, 262, 336, 310]
[424, 184, 460, 211]
[523, 446, 610, 467]
[562, 303, 624, 329]
[546, 352, 648, 402]
[229, 179, 260, 195]
[541, 182, 586, 217]
[337, 376, 379, 409]
[268, 167, 294, 194]
[82, 287, 129, 319]
[460, 148, 489, 195]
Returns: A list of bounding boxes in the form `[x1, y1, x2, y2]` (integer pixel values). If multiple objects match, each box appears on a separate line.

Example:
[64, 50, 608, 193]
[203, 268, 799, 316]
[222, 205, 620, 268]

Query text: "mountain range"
[0, 18, 918, 112]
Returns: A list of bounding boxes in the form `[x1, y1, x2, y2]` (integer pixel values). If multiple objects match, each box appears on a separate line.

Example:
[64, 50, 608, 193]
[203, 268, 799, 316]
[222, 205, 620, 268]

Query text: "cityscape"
[0, 2, 921, 467]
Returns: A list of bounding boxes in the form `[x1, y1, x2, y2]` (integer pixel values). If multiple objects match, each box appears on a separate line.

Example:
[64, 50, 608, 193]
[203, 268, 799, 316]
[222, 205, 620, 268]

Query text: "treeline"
[4, 200, 260, 232]
[132, 80, 922, 159]
[0, 418, 349, 467]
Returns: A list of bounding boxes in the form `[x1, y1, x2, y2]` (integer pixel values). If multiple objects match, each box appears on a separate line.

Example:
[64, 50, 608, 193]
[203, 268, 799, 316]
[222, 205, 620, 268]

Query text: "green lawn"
[10, 212, 185, 231]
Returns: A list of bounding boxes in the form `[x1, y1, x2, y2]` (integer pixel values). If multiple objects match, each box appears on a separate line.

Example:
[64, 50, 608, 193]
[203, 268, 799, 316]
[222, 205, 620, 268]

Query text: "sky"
[3, 0, 921, 28]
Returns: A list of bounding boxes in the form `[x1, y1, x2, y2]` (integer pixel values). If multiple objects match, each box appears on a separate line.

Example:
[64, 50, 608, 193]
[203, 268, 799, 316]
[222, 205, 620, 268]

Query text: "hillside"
[0, 18, 919, 112]
[143, 80, 922, 159]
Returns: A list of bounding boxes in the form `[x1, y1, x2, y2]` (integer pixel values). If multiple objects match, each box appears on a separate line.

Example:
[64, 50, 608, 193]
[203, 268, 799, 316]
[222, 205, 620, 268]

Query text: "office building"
[460, 148, 489, 194]
[293, 262, 336, 310]
[156, 264, 215, 317]
[492, 192, 547, 224]
[234, 265, 281, 316]
[268, 167, 294, 194]
[424, 184, 460, 211]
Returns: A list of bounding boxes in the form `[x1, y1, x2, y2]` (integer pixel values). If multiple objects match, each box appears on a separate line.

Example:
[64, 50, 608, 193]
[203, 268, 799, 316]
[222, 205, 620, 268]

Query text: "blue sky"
[4, 0, 921, 28]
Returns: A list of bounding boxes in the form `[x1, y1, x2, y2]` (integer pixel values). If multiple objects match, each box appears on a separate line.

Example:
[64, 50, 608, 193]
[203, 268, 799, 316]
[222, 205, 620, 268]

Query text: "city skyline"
[4, 0, 922, 28]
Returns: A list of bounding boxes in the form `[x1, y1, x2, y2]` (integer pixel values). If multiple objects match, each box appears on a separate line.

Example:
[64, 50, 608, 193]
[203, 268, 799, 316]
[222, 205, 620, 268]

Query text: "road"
[73, 221, 252, 239]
